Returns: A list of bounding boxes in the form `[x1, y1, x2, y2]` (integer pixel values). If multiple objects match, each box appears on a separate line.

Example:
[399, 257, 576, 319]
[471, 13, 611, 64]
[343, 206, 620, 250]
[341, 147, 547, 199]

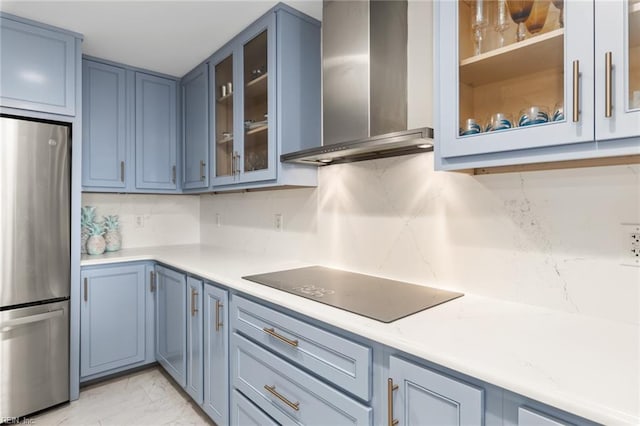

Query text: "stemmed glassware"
[525, 0, 551, 35]
[471, 0, 488, 55]
[551, 0, 564, 28]
[493, 0, 511, 48]
[506, 0, 535, 42]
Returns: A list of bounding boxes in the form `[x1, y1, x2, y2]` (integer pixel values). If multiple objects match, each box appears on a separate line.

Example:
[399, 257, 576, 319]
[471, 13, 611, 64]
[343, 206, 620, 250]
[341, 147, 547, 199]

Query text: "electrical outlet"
[215, 213, 221, 227]
[135, 215, 144, 228]
[274, 213, 283, 232]
[622, 223, 640, 267]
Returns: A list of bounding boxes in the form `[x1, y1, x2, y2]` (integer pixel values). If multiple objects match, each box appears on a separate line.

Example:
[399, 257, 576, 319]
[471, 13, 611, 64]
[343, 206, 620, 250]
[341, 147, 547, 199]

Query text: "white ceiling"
[0, 1, 322, 77]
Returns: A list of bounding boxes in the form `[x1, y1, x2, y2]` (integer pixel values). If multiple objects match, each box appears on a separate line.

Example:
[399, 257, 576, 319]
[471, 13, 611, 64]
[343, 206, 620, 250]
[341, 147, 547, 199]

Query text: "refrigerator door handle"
[0, 309, 64, 332]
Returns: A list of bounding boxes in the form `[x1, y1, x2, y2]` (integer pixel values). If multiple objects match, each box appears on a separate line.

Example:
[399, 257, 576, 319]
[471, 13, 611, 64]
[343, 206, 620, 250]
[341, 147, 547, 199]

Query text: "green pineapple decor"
[80, 206, 96, 254]
[103, 215, 121, 252]
[86, 220, 106, 255]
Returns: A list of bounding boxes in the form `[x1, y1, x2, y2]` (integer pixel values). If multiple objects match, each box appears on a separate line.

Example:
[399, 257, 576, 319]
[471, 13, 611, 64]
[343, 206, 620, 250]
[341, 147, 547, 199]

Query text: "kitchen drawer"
[518, 407, 573, 426]
[232, 332, 372, 426]
[231, 295, 372, 401]
[232, 390, 280, 426]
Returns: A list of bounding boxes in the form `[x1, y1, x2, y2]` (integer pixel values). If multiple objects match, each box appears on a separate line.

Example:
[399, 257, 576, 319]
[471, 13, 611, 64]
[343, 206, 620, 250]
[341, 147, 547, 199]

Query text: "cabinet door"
[80, 264, 146, 377]
[595, 0, 640, 141]
[0, 17, 76, 115]
[238, 14, 277, 183]
[202, 283, 229, 425]
[135, 72, 178, 190]
[210, 46, 240, 187]
[182, 63, 209, 190]
[82, 60, 127, 189]
[436, 1, 594, 169]
[186, 276, 203, 404]
[231, 389, 279, 426]
[155, 265, 186, 387]
[388, 356, 483, 426]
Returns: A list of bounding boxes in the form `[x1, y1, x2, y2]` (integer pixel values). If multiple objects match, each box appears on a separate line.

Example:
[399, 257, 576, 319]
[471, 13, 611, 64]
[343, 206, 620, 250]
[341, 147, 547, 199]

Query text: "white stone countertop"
[82, 244, 640, 425]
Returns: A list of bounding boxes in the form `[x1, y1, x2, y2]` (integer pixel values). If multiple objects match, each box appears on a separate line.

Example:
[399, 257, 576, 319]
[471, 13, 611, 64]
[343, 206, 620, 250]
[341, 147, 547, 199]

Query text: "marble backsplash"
[200, 153, 640, 325]
[82, 193, 200, 249]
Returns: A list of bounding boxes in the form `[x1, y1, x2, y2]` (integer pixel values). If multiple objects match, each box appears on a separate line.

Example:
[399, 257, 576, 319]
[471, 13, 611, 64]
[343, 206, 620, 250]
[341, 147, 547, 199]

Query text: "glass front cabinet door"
[595, 0, 640, 141]
[210, 14, 277, 186]
[436, 1, 639, 170]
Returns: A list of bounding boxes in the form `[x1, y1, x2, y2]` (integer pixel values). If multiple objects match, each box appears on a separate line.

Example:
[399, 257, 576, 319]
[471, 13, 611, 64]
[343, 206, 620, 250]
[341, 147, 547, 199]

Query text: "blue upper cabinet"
[82, 58, 179, 193]
[0, 14, 79, 116]
[181, 63, 210, 190]
[210, 5, 320, 191]
[435, 1, 639, 171]
[82, 60, 127, 189]
[135, 72, 178, 190]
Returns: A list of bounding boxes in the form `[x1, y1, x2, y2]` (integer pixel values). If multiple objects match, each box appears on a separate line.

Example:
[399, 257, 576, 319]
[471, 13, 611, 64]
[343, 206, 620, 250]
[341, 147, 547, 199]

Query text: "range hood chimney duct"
[281, 0, 434, 166]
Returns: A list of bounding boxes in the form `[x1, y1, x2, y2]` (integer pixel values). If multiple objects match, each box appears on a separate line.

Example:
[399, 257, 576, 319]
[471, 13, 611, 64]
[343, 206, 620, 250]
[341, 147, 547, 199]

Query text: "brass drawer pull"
[605, 51, 613, 118]
[572, 60, 580, 123]
[149, 271, 156, 292]
[263, 327, 298, 347]
[215, 300, 224, 331]
[191, 289, 198, 316]
[264, 385, 300, 412]
[388, 378, 399, 426]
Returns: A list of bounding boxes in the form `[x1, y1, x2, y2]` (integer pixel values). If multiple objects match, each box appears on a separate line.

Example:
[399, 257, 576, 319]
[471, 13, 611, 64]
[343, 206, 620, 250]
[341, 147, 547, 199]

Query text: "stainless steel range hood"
[281, 0, 434, 166]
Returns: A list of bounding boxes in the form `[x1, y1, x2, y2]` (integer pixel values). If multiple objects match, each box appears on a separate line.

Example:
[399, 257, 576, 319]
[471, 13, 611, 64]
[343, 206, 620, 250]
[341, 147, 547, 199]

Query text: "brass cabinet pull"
[120, 161, 125, 182]
[84, 277, 88, 302]
[191, 289, 198, 316]
[605, 51, 613, 118]
[264, 385, 300, 412]
[387, 378, 399, 426]
[149, 271, 156, 292]
[572, 60, 580, 123]
[230, 153, 235, 176]
[263, 327, 299, 347]
[215, 300, 224, 331]
[200, 160, 206, 181]
[172, 165, 177, 184]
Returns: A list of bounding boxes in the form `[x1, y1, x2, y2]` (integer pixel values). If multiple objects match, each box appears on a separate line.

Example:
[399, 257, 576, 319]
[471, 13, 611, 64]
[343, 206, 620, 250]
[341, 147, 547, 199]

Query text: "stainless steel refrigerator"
[0, 115, 70, 419]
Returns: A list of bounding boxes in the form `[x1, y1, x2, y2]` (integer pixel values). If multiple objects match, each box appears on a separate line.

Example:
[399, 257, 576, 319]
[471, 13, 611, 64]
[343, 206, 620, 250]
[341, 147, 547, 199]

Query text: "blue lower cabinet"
[232, 332, 372, 425]
[388, 355, 484, 426]
[202, 283, 229, 425]
[186, 276, 203, 404]
[232, 390, 279, 426]
[518, 407, 572, 426]
[80, 264, 149, 379]
[155, 265, 187, 387]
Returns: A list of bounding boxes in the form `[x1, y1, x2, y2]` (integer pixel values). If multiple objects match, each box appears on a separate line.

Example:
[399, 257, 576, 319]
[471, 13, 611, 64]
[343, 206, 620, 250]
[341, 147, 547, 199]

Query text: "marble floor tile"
[30, 367, 213, 426]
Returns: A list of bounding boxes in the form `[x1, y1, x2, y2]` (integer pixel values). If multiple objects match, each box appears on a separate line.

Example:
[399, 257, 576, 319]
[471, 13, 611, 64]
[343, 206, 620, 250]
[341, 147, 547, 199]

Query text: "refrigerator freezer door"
[0, 300, 70, 418]
[0, 116, 70, 307]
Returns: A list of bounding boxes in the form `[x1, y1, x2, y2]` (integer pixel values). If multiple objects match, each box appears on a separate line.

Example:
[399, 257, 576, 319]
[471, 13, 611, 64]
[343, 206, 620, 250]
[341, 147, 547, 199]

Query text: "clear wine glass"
[507, 0, 535, 42]
[552, 0, 564, 28]
[493, 0, 511, 48]
[525, 0, 551, 35]
[471, 0, 488, 55]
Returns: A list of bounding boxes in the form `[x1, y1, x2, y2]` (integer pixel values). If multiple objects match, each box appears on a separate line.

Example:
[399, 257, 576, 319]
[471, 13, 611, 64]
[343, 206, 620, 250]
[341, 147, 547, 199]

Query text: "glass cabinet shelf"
[244, 73, 269, 98]
[217, 93, 232, 103]
[460, 28, 564, 86]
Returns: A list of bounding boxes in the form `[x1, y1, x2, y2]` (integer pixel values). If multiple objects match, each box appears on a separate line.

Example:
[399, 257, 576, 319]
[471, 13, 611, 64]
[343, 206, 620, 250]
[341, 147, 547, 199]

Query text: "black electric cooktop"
[242, 266, 463, 323]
